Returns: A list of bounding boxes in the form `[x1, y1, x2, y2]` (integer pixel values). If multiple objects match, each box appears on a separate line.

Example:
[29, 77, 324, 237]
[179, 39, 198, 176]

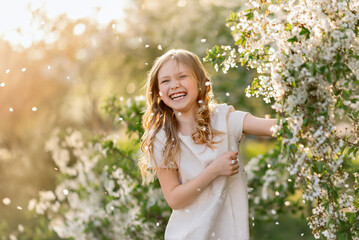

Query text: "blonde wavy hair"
[138, 49, 223, 184]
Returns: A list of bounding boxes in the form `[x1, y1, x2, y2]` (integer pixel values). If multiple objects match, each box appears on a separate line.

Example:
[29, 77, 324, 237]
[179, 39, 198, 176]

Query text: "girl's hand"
[208, 151, 240, 178]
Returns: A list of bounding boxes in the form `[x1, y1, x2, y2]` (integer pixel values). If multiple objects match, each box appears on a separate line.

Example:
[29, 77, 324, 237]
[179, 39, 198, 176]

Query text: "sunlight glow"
[0, 0, 129, 47]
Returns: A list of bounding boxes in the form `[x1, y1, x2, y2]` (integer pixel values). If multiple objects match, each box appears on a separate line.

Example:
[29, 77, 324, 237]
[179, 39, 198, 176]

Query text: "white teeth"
[171, 93, 186, 100]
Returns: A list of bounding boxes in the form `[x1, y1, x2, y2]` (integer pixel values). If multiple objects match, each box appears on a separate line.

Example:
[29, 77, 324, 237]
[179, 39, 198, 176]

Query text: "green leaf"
[287, 36, 298, 43]
[338, 232, 349, 240]
[346, 212, 355, 223]
[245, 8, 254, 20]
[284, 23, 292, 31]
[299, 27, 310, 39]
[313, 161, 323, 173]
[235, 37, 246, 47]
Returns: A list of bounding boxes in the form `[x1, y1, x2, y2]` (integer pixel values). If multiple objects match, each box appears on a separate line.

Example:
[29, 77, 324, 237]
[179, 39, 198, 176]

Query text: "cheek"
[158, 86, 166, 98]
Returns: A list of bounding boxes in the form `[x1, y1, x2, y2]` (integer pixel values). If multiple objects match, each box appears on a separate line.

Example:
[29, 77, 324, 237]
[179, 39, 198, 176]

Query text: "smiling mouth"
[170, 92, 187, 100]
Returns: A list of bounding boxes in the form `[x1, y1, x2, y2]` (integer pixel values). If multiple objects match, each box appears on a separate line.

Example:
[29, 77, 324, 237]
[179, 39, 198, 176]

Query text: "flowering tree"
[24, 96, 171, 240]
[205, 0, 359, 239]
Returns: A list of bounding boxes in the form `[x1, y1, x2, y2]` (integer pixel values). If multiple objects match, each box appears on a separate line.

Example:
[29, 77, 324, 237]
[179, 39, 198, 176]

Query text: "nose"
[170, 79, 180, 89]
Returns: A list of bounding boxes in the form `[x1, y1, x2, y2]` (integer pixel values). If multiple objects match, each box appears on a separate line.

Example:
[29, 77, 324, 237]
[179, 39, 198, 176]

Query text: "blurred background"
[0, 0, 315, 239]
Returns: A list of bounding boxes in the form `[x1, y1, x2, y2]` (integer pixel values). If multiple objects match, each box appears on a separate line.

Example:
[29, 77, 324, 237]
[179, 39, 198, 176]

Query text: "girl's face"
[157, 59, 199, 114]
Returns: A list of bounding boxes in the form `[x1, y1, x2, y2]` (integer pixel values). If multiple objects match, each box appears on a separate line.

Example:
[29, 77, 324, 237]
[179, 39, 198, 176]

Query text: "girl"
[139, 49, 276, 240]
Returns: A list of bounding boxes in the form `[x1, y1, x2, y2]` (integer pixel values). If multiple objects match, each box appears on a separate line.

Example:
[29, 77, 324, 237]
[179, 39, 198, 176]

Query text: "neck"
[173, 107, 198, 136]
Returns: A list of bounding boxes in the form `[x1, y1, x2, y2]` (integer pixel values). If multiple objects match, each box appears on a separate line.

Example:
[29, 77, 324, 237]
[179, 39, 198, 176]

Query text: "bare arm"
[156, 151, 239, 210]
[243, 113, 277, 137]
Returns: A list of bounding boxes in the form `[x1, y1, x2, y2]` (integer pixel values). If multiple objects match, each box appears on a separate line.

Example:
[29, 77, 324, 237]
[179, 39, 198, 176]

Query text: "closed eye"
[160, 79, 169, 84]
[179, 75, 187, 79]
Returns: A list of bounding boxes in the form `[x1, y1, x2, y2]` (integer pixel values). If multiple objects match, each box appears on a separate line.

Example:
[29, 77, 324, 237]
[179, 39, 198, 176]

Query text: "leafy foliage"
[205, 0, 359, 239]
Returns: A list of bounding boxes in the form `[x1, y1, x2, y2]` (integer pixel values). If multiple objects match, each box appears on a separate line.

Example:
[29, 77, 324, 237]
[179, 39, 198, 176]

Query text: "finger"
[231, 163, 239, 170]
[227, 151, 238, 156]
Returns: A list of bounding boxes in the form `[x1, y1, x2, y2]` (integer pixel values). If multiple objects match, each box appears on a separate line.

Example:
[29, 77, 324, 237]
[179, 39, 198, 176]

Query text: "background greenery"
[0, 0, 338, 239]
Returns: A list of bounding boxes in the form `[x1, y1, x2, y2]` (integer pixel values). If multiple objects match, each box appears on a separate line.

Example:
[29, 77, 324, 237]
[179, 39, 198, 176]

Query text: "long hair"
[138, 49, 223, 184]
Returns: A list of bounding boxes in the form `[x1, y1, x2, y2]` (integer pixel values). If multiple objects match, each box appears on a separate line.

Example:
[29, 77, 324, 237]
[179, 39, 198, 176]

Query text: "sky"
[0, 0, 129, 46]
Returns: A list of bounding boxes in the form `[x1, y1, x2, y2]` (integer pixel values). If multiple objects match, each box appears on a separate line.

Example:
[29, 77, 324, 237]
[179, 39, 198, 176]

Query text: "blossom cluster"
[27, 127, 169, 239]
[207, 0, 359, 238]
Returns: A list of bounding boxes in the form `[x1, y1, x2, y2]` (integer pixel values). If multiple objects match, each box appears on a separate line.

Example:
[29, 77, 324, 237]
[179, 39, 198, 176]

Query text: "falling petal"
[158, 45, 162, 50]
[275, 191, 279, 196]
[201, 39, 206, 43]
[226, 92, 230, 96]
[156, 222, 160, 227]
[63, 189, 69, 195]
[145, 63, 148, 65]
[0, 83, 5, 87]
[178, 112, 181, 116]
[202, 127, 206, 131]
[301, 233, 304, 237]
[9, 108, 14, 112]
[285, 201, 290, 206]
[267, 163, 271, 168]
[5, 69, 10, 74]
[48, 65, 51, 70]
[32, 107, 37, 111]
[145, 44, 149, 48]
[66, 76, 70, 80]
[198, 100, 203, 104]
[2, 198, 11, 205]
[22, 67, 27, 72]
[18, 224, 24, 232]
[17, 206, 23, 210]
[197, 188, 201, 192]
[275, 222, 279, 225]
[159, 92, 163, 97]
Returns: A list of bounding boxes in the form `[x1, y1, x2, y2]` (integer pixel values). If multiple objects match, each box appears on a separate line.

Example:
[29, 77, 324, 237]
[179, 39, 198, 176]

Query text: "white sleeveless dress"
[148, 104, 250, 240]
